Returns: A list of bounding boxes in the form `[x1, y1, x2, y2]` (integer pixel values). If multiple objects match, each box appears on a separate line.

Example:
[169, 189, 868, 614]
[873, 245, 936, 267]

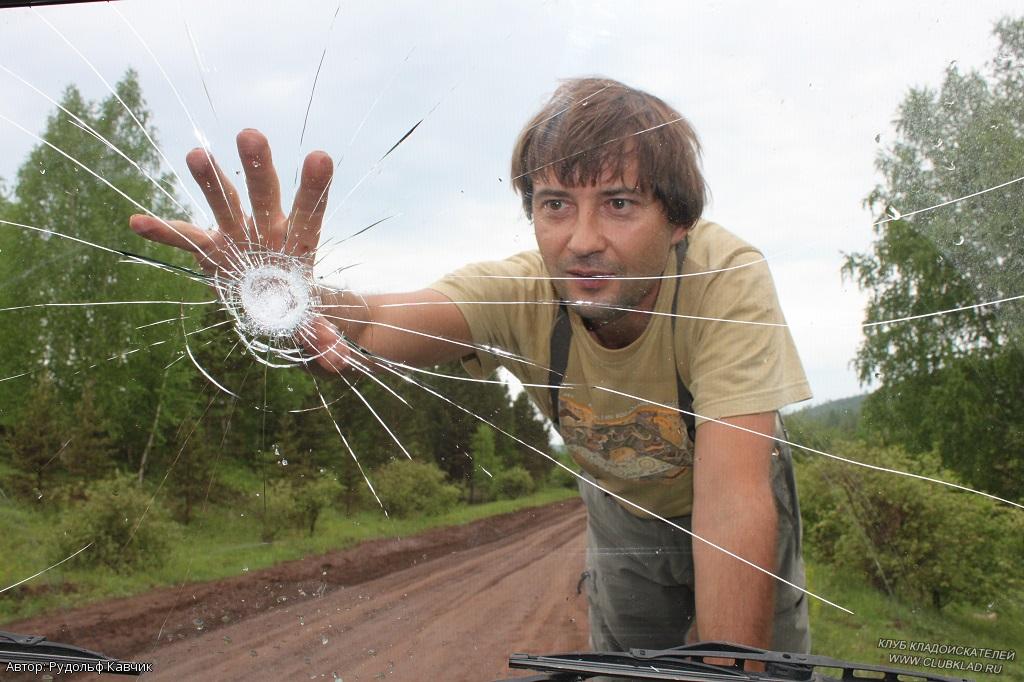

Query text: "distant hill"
[791, 393, 867, 420]
[785, 393, 868, 434]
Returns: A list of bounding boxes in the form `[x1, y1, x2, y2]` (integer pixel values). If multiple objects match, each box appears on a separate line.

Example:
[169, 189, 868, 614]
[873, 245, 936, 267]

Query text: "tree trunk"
[138, 364, 170, 485]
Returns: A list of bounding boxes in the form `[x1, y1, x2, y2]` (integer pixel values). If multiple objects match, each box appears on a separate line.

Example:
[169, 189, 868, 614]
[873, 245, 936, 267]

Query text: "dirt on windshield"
[5, 498, 589, 680]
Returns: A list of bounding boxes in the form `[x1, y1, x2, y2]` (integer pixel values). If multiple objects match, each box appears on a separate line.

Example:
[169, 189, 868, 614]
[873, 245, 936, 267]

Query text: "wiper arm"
[0, 630, 151, 676]
[503, 641, 973, 682]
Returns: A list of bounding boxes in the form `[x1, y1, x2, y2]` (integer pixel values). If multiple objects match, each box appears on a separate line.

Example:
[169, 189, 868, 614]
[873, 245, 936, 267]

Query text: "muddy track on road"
[5, 498, 589, 680]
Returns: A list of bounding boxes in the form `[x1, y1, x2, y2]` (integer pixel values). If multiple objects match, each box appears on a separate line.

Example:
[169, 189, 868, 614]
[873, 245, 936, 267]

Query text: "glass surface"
[0, 1, 1021, 680]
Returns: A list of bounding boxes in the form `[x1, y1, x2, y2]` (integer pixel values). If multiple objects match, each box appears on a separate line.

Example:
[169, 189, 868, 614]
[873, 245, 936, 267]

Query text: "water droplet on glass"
[287, 385, 294, 392]
[321, 635, 329, 645]
[193, 618, 205, 631]
[223, 635, 232, 644]
[874, 133, 880, 143]
[281, 459, 288, 466]
[242, 566, 249, 573]
[954, 235, 965, 246]
[39, 169, 46, 175]
[887, 206, 902, 220]
[298, 616, 305, 626]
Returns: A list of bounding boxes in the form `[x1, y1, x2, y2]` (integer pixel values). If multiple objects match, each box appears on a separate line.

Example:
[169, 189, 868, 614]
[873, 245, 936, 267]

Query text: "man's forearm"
[691, 484, 777, 647]
[313, 286, 474, 367]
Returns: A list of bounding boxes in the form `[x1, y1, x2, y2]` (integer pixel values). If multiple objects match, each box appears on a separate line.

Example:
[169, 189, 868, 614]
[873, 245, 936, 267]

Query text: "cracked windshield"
[0, 1, 1021, 680]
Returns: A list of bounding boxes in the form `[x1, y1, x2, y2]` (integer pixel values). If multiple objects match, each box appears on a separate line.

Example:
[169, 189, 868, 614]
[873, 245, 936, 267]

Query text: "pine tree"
[3, 373, 69, 499]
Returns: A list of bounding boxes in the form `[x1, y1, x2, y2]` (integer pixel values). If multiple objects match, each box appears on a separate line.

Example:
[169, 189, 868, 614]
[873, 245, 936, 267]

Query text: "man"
[130, 77, 811, 654]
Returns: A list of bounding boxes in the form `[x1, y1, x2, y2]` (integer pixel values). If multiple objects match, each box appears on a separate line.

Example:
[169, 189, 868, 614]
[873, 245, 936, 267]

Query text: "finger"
[129, 214, 216, 254]
[286, 150, 333, 260]
[185, 147, 247, 241]
[130, 214, 234, 274]
[237, 129, 285, 248]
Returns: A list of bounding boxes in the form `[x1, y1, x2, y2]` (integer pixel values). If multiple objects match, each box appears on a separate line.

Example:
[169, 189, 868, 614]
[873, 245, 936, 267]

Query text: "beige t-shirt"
[428, 220, 811, 518]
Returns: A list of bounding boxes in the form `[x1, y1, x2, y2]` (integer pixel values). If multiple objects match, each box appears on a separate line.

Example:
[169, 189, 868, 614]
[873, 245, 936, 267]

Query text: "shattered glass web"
[0, 0, 1021, 674]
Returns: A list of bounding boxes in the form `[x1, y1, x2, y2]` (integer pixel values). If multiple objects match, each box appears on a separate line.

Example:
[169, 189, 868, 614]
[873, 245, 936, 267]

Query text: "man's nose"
[566, 207, 606, 256]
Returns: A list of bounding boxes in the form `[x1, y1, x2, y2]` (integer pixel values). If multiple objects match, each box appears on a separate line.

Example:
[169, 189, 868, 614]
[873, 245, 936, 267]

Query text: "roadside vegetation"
[788, 399, 1024, 679]
[0, 473, 578, 623]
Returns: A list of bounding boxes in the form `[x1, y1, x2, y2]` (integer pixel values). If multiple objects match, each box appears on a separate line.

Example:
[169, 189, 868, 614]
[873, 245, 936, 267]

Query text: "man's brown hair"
[511, 77, 706, 227]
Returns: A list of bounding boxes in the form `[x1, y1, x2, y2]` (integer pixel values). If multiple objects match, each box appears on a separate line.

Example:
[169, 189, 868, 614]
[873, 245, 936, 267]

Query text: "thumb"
[304, 317, 353, 374]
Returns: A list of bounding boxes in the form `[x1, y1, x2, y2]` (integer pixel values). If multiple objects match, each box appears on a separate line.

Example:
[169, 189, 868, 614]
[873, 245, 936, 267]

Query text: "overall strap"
[548, 303, 572, 429]
[669, 240, 697, 445]
[548, 239, 696, 445]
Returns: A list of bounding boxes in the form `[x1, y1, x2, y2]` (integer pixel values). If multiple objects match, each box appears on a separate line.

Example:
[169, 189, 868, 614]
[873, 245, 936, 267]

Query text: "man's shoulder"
[428, 250, 550, 299]
[685, 219, 763, 271]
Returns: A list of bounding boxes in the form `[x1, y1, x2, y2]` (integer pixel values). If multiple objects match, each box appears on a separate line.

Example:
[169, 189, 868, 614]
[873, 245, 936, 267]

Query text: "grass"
[0, 485, 579, 624]
[806, 560, 1024, 682]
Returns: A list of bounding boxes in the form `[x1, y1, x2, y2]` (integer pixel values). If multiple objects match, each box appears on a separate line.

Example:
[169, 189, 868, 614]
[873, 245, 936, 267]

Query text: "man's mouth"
[565, 269, 616, 291]
[565, 268, 616, 279]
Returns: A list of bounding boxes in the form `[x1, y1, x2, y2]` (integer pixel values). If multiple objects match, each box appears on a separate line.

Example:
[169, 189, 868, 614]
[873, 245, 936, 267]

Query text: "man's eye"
[608, 198, 630, 210]
[544, 199, 564, 211]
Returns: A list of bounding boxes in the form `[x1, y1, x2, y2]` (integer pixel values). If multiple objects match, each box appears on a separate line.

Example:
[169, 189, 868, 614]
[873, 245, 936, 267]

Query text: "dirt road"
[6, 498, 589, 681]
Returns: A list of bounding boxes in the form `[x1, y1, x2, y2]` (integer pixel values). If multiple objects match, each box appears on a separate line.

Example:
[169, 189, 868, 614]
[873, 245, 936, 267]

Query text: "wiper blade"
[504, 641, 973, 682]
[0, 630, 151, 676]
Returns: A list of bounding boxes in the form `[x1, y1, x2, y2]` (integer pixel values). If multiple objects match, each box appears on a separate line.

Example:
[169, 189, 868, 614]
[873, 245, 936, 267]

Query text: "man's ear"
[670, 223, 690, 245]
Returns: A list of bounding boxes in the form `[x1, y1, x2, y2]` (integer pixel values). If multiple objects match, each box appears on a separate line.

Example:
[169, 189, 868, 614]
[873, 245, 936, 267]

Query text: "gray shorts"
[578, 430, 811, 654]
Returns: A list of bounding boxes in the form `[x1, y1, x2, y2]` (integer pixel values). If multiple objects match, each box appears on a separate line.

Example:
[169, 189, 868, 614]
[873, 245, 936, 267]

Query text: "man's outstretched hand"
[129, 129, 352, 373]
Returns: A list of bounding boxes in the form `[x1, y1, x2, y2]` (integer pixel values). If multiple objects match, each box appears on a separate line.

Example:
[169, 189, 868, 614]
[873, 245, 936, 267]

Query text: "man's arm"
[315, 288, 474, 368]
[691, 412, 778, 648]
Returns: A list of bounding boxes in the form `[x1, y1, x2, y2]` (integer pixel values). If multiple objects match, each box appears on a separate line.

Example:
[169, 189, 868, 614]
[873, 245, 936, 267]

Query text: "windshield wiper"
[0, 630, 151, 676]
[502, 641, 972, 682]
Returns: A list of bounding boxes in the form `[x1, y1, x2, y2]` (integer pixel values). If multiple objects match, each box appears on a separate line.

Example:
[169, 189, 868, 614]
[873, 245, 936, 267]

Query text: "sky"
[0, 0, 1020, 405]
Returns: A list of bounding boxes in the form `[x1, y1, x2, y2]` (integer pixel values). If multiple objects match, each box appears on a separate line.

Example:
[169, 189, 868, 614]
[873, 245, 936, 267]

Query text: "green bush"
[256, 476, 342, 539]
[292, 475, 343, 535]
[543, 450, 582, 490]
[54, 473, 178, 572]
[371, 459, 461, 518]
[798, 440, 1023, 611]
[259, 479, 298, 542]
[490, 466, 535, 499]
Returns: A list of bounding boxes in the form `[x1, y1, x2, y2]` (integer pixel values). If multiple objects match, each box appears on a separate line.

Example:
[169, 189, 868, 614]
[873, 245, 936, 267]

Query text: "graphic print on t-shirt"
[559, 396, 694, 480]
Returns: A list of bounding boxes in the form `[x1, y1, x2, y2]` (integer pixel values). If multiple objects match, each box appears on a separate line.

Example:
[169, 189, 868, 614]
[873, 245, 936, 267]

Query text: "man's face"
[532, 159, 688, 327]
